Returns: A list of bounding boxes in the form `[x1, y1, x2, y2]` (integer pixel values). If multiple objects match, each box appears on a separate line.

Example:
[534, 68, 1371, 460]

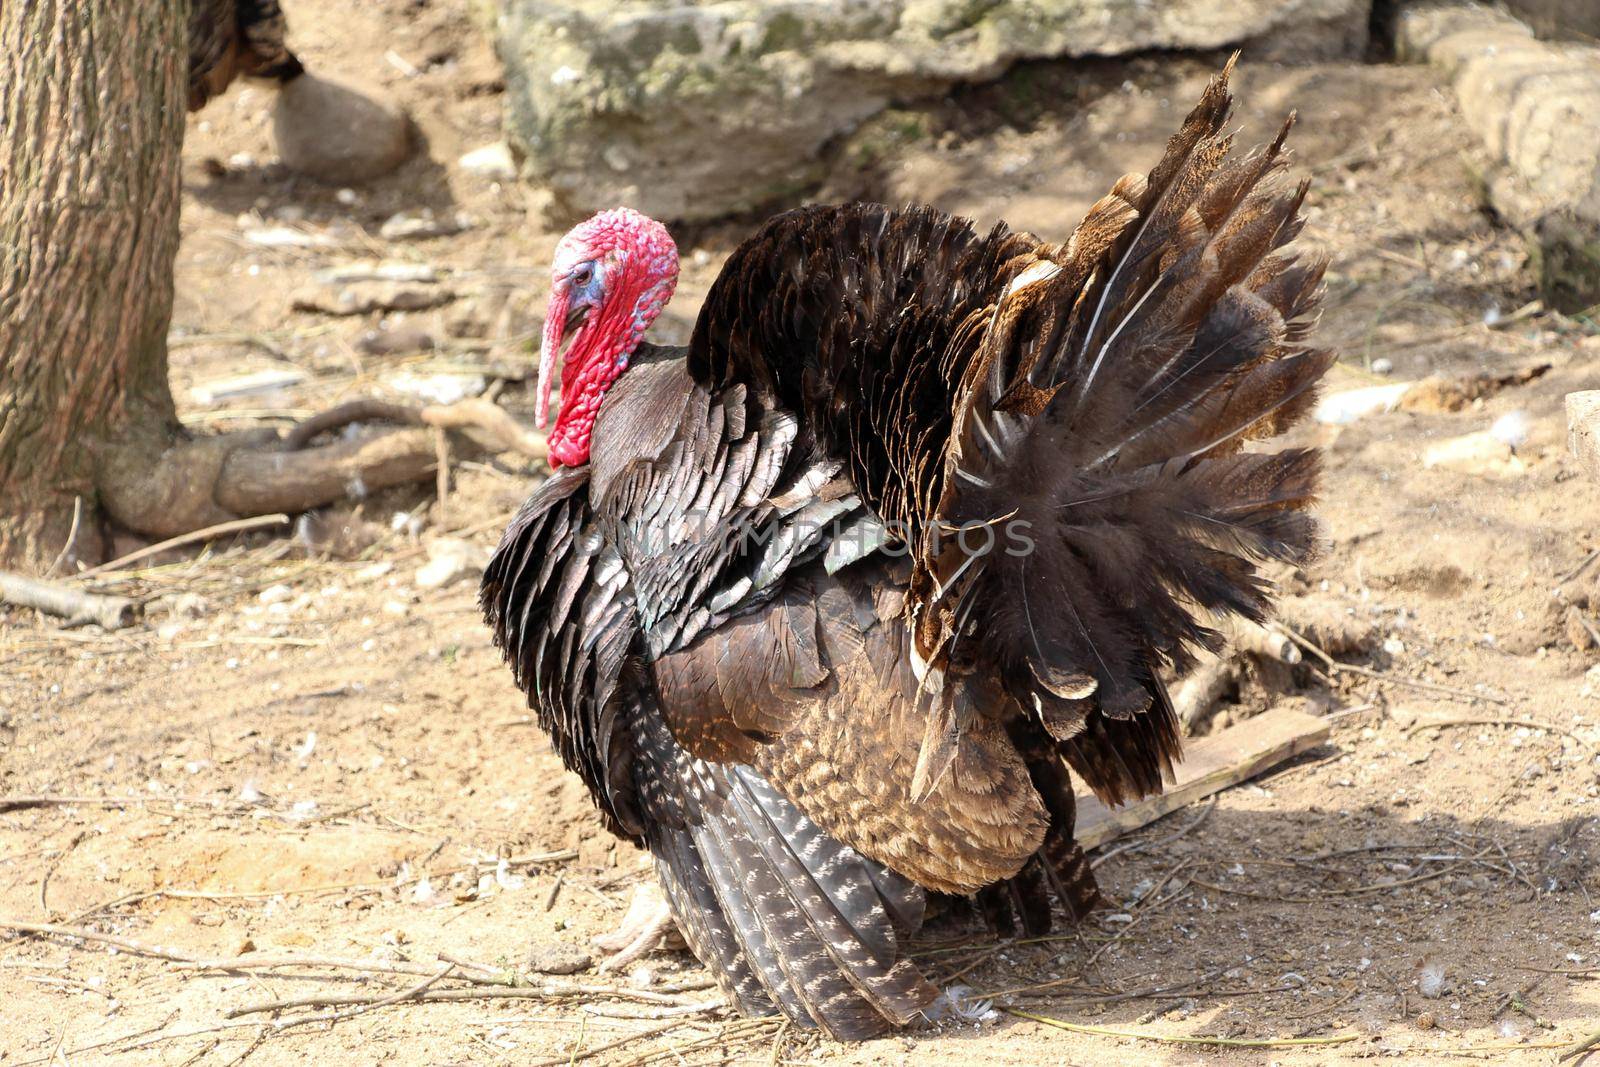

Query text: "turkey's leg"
[594, 883, 678, 972]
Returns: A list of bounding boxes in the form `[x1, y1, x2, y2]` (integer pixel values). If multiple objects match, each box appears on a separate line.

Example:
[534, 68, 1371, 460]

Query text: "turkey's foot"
[593, 883, 680, 973]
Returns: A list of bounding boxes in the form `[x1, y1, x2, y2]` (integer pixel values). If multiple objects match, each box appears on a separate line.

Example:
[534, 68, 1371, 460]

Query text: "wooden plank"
[1074, 707, 1332, 850]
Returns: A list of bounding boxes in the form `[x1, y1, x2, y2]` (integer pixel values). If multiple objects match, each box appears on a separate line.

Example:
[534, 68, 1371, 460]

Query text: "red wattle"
[546, 319, 632, 467]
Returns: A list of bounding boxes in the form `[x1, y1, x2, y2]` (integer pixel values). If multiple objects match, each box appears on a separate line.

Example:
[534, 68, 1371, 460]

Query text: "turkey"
[188, 0, 303, 112]
[482, 63, 1331, 1040]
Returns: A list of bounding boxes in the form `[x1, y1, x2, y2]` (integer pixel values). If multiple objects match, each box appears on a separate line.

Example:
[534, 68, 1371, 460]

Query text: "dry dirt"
[6, 2, 1600, 1064]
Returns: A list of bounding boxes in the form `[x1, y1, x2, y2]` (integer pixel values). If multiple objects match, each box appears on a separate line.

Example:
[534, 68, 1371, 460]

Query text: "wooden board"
[1074, 707, 1332, 850]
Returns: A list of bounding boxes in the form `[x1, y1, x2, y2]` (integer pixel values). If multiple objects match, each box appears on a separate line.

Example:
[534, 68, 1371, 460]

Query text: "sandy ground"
[5, 2, 1600, 1064]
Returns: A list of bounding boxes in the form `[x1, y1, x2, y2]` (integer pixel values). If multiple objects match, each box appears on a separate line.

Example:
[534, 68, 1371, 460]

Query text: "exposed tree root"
[91, 397, 546, 541]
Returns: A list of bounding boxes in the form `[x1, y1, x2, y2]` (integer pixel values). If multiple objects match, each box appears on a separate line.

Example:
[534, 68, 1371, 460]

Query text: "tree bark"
[0, 2, 544, 572]
[0, 0, 187, 567]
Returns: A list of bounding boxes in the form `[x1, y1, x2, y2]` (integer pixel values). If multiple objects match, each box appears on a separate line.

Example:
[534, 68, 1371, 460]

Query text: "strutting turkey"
[482, 63, 1332, 1040]
[188, 0, 303, 112]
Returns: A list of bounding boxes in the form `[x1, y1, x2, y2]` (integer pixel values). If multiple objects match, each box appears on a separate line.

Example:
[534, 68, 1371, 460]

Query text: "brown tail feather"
[931, 60, 1328, 806]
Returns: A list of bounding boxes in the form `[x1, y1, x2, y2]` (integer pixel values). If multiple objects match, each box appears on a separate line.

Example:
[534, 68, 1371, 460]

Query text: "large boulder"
[498, 0, 1371, 223]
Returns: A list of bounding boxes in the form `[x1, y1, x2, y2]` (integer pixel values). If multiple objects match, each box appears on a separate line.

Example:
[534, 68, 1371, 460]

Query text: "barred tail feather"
[634, 702, 938, 1039]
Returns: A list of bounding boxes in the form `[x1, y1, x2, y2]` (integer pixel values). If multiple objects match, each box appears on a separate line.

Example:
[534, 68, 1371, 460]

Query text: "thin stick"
[230, 985, 706, 1018]
[73, 514, 291, 579]
[46, 497, 83, 577]
[17, 1021, 276, 1067]
[1278, 624, 1508, 705]
[1186, 852, 1482, 903]
[1092, 796, 1216, 869]
[979, 966, 1222, 1003]
[525, 1019, 698, 1067]
[1514, 965, 1600, 977]
[1557, 549, 1600, 586]
[1562, 1027, 1600, 1063]
[434, 426, 451, 509]
[1007, 1008, 1360, 1049]
[0, 920, 199, 962]
[1405, 717, 1595, 754]
[267, 963, 456, 1029]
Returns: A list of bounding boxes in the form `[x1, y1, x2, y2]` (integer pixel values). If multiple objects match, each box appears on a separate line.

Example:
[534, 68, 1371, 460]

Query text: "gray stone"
[1394, 3, 1600, 310]
[524, 940, 592, 975]
[499, 0, 1371, 223]
[273, 74, 413, 186]
[1502, 0, 1600, 39]
[1567, 390, 1600, 482]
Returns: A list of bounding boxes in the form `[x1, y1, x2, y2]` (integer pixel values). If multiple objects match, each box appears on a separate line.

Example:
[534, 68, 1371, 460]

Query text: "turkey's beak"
[565, 301, 591, 333]
[537, 284, 598, 431]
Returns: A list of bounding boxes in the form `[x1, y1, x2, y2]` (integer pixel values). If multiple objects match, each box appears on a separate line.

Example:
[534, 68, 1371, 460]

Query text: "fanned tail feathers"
[932, 58, 1331, 806]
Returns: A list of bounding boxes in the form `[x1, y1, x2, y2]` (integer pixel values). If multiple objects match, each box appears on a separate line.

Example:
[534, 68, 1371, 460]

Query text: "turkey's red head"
[538, 207, 679, 467]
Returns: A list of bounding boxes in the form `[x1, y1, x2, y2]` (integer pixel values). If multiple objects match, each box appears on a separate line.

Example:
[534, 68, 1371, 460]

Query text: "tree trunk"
[0, 0, 187, 568]
[0, 1, 537, 573]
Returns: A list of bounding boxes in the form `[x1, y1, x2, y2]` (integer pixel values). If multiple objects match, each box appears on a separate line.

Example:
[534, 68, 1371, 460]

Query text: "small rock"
[382, 599, 411, 617]
[292, 282, 455, 317]
[1568, 391, 1600, 482]
[387, 370, 485, 406]
[170, 592, 210, 618]
[355, 561, 395, 582]
[459, 142, 517, 181]
[234, 936, 256, 956]
[259, 584, 294, 606]
[415, 538, 487, 590]
[1423, 431, 1527, 477]
[241, 224, 337, 250]
[316, 261, 439, 285]
[1581, 663, 1600, 699]
[356, 323, 435, 356]
[1416, 1010, 1435, 1030]
[1314, 383, 1413, 425]
[524, 941, 592, 975]
[273, 73, 412, 185]
[1566, 605, 1596, 652]
[379, 210, 475, 241]
[1371, 357, 1394, 375]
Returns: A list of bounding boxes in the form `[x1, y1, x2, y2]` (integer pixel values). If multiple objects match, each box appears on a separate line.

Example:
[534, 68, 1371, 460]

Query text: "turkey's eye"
[571, 263, 595, 288]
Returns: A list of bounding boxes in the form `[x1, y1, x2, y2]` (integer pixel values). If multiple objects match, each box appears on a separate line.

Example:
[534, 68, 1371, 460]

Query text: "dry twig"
[73, 515, 291, 579]
[1404, 717, 1595, 754]
[0, 572, 138, 629]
